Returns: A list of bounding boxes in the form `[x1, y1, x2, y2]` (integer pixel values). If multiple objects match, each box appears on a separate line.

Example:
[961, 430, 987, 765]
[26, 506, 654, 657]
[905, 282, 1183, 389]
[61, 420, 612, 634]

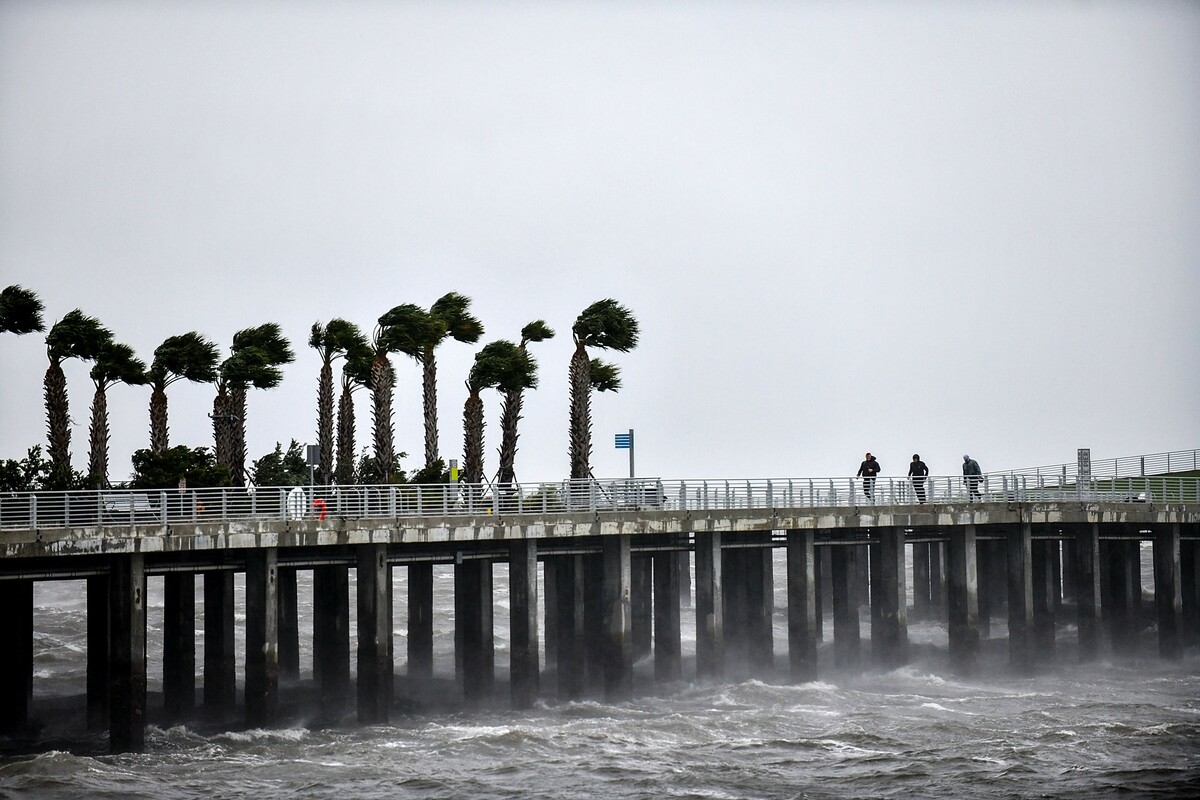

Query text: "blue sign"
[614, 433, 632, 449]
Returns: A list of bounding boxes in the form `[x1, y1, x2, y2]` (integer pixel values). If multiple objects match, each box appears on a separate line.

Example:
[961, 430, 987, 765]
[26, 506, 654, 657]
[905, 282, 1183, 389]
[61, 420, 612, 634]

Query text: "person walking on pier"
[908, 454, 929, 503]
[962, 454, 982, 501]
[857, 452, 881, 500]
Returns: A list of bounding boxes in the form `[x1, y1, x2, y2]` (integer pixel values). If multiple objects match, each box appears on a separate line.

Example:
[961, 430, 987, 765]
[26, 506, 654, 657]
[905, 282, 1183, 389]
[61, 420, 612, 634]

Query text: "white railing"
[1002, 448, 1200, 479]
[2, 474, 1198, 533]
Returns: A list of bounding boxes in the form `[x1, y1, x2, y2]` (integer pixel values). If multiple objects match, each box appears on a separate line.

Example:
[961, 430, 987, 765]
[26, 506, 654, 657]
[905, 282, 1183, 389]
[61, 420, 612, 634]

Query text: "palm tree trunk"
[149, 384, 169, 453]
[316, 363, 334, 484]
[370, 354, 394, 482]
[422, 351, 438, 470]
[214, 386, 235, 479]
[230, 385, 247, 487]
[462, 392, 484, 485]
[44, 362, 72, 488]
[88, 386, 109, 488]
[568, 344, 591, 480]
[497, 387, 523, 486]
[336, 384, 356, 485]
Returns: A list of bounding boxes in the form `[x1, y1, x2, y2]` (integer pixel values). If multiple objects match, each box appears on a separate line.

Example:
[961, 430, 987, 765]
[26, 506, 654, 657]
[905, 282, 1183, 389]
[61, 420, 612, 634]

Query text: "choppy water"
[3, 554, 1199, 799]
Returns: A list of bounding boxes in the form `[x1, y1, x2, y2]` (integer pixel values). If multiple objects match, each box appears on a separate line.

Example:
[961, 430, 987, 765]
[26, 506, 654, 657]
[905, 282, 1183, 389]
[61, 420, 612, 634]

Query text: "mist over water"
[4, 552, 1199, 799]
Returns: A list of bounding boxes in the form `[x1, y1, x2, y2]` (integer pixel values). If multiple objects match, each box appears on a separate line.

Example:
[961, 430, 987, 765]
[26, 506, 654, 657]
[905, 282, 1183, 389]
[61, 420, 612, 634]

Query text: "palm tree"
[496, 320, 554, 487]
[213, 324, 294, 486]
[309, 319, 366, 484]
[420, 293, 484, 471]
[372, 304, 439, 482]
[0, 285, 45, 336]
[336, 340, 372, 485]
[43, 310, 113, 488]
[461, 340, 531, 486]
[568, 299, 640, 480]
[147, 332, 220, 453]
[87, 341, 147, 487]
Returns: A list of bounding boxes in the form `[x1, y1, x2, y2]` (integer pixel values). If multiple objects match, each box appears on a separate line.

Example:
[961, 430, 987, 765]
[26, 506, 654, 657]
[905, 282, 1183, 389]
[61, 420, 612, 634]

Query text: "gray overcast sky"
[2, 1, 1198, 484]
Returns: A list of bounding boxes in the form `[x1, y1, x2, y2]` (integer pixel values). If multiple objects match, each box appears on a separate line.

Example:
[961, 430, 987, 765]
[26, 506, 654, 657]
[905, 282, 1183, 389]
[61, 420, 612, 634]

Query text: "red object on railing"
[312, 498, 327, 521]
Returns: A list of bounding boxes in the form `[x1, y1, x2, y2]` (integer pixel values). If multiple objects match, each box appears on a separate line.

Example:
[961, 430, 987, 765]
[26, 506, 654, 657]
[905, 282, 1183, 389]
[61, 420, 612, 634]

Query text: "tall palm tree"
[309, 319, 365, 484]
[461, 340, 531, 486]
[87, 341, 147, 487]
[336, 340, 372, 485]
[147, 332, 220, 453]
[0, 285, 45, 336]
[568, 299, 640, 480]
[496, 320, 554, 487]
[373, 304, 439, 482]
[422, 293, 484, 470]
[43, 310, 113, 488]
[213, 324, 294, 486]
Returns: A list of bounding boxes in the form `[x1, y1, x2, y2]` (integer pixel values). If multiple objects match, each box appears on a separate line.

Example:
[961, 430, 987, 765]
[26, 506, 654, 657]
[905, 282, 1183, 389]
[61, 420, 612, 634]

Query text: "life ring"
[312, 498, 328, 521]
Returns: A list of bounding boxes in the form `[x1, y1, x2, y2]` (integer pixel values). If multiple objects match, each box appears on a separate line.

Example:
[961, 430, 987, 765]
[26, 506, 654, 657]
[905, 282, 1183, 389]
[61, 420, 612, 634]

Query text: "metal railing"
[1001, 448, 1200, 479]
[3, 474, 1198, 533]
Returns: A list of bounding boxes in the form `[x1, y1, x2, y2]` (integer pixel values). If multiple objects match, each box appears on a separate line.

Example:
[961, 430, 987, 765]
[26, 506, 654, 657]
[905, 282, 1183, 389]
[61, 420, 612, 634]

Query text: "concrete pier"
[1, 494, 1197, 754]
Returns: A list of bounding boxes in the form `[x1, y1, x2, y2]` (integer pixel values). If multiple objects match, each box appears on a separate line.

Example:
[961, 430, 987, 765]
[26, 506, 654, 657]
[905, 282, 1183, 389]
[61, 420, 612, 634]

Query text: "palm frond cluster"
[2, 285, 639, 490]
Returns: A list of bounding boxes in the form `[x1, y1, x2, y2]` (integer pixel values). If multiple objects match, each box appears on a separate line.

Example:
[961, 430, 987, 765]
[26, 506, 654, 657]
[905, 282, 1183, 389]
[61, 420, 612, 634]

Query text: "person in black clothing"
[963, 455, 982, 501]
[908, 454, 929, 503]
[856, 452, 881, 500]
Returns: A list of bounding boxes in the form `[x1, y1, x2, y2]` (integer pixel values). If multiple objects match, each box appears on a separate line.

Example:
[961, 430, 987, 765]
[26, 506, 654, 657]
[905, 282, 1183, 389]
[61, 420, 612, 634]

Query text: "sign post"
[614, 430, 634, 479]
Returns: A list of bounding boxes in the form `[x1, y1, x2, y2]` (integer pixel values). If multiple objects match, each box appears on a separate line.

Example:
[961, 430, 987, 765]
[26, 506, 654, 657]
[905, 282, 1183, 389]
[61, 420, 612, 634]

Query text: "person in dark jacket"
[962, 454, 982, 501]
[856, 452, 881, 500]
[908, 454, 929, 503]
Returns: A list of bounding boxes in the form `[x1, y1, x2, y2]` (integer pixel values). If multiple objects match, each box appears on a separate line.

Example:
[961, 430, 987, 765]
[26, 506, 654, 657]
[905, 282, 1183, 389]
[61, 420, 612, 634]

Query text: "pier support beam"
[1183, 536, 1200, 647]
[786, 529, 818, 682]
[1075, 523, 1103, 661]
[277, 567, 300, 682]
[87, 575, 109, 731]
[203, 569, 236, 720]
[695, 532, 724, 680]
[163, 573, 196, 722]
[601, 535, 633, 701]
[947, 525, 980, 674]
[831, 542, 861, 670]
[747, 536, 775, 674]
[870, 527, 908, 669]
[1153, 523, 1183, 660]
[357, 544, 393, 723]
[721, 547, 748, 672]
[455, 557, 495, 707]
[554, 554, 585, 700]
[653, 545, 682, 683]
[110, 554, 146, 754]
[314, 565, 351, 714]
[509, 541, 540, 708]
[1105, 537, 1139, 655]
[930, 541, 947, 619]
[407, 563, 434, 680]
[912, 542, 931, 621]
[245, 548, 279, 729]
[1007, 522, 1035, 673]
[632, 556, 653, 660]
[0, 579, 33, 735]
[1032, 538, 1056, 656]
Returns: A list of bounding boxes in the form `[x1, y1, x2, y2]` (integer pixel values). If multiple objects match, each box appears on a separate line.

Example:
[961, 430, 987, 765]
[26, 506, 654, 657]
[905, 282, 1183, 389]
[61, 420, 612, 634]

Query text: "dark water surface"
[3, 558, 1198, 799]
